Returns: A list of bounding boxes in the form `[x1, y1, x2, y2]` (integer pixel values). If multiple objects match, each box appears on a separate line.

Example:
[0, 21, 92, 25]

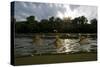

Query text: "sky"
[14, 1, 97, 22]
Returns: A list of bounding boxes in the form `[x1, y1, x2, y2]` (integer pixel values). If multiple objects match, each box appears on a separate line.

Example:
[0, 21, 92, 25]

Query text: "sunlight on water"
[15, 36, 97, 57]
[64, 39, 79, 52]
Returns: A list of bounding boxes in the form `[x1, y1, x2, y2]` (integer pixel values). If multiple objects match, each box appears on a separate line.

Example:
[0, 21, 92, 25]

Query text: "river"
[14, 34, 97, 57]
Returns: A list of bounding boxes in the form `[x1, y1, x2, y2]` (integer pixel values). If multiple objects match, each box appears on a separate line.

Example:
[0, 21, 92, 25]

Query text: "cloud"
[72, 5, 97, 21]
[14, 1, 97, 22]
[70, 5, 80, 11]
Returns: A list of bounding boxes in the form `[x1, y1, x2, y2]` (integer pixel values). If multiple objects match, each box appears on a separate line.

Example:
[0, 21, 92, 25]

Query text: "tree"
[48, 16, 55, 31]
[39, 19, 51, 32]
[55, 17, 62, 23]
[26, 16, 35, 23]
[63, 17, 71, 23]
[79, 16, 88, 24]
[72, 17, 79, 24]
[54, 17, 63, 32]
[40, 19, 48, 23]
[72, 16, 88, 24]
[49, 16, 55, 23]
[15, 15, 97, 33]
[90, 18, 97, 25]
[90, 18, 97, 33]
[26, 16, 39, 32]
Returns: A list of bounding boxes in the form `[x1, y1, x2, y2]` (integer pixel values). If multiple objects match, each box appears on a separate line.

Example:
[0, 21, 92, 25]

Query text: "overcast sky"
[14, 1, 97, 22]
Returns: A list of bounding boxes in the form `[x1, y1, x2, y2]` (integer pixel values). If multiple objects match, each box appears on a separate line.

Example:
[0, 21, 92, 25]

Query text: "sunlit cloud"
[14, 1, 97, 22]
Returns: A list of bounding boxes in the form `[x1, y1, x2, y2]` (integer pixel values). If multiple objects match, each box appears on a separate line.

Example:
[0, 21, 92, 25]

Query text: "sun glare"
[57, 5, 76, 20]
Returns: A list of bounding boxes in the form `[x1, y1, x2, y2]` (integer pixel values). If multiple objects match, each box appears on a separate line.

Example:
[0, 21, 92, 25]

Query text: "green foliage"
[72, 16, 88, 24]
[90, 19, 97, 25]
[14, 15, 97, 33]
[26, 16, 35, 23]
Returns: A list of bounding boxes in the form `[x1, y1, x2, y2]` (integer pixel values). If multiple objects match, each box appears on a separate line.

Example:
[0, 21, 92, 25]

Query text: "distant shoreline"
[15, 33, 97, 39]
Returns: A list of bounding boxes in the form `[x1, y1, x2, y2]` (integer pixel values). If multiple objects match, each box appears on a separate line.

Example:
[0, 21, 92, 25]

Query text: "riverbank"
[14, 52, 97, 65]
[15, 33, 97, 39]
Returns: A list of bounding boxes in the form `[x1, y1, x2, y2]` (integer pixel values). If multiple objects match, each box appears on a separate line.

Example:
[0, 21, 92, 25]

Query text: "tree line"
[13, 15, 97, 33]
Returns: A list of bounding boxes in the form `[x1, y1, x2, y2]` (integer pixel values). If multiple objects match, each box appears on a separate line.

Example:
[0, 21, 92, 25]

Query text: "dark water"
[14, 34, 97, 57]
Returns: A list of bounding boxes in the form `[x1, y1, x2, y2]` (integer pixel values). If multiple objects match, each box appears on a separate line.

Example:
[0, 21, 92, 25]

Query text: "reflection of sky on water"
[14, 37, 97, 56]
